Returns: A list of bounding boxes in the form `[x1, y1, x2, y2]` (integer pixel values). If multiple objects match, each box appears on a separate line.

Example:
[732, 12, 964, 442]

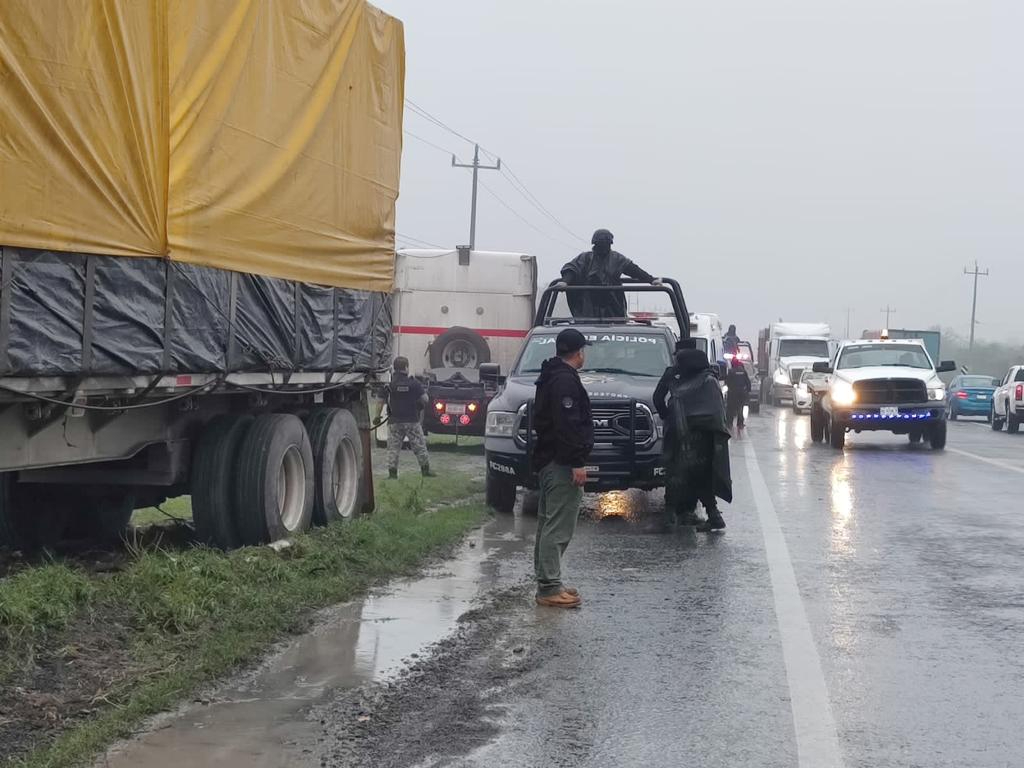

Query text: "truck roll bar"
[533, 278, 690, 339]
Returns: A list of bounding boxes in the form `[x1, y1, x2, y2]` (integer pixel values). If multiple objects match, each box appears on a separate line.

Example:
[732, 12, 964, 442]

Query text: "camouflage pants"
[387, 422, 429, 471]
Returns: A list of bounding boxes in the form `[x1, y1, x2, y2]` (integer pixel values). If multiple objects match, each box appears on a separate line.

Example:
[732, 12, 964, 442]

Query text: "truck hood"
[834, 367, 942, 385]
[490, 372, 661, 412]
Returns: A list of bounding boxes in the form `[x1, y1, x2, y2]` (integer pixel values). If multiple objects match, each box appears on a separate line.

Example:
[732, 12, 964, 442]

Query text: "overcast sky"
[377, 0, 1022, 343]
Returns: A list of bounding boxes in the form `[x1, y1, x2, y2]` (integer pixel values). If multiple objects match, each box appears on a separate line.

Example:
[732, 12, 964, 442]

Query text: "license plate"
[880, 406, 899, 418]
[446, 404, 466, 415]
[584, 466, 600, 473]
[977, 394, 987, 399]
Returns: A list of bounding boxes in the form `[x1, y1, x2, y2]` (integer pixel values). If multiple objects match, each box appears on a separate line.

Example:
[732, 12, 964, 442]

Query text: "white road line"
[743, 439, 845, 768]
[947, 446, 1024, 475]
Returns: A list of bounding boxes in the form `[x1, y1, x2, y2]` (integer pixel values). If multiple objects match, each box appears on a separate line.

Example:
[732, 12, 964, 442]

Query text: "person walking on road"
[725, 357, 751, 430]
[559, 229, 661, 320]
[386, 357, 435, 479]
[653, 342, 732, 532]
[532, 329, 594, 608]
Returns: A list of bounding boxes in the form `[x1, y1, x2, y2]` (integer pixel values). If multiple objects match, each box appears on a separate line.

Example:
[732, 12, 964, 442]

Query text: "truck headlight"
[774, 370, 789, 385]
[485, 411, 516, 437]
[928, 387, 945, 401]
[830, 380, 856, 406]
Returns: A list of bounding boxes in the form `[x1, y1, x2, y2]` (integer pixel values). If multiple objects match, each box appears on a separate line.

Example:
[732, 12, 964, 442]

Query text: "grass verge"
[0, 471, 486, 768]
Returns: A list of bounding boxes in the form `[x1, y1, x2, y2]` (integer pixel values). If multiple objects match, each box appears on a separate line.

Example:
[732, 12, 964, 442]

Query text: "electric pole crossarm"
[451, 143, 501, 250]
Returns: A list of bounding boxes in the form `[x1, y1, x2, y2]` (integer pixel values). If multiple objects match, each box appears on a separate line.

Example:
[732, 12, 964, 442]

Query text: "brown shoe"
[563, 586, 580, 597]
[535, 591, 582, 608]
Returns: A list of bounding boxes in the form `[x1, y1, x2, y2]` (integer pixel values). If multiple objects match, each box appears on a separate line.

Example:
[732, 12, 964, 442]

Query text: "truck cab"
[811, 337, 956, 450]
[483, 279, 689, 514]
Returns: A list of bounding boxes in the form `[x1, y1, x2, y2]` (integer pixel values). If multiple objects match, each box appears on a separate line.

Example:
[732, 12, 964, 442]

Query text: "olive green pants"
[534, 463, 583, 598]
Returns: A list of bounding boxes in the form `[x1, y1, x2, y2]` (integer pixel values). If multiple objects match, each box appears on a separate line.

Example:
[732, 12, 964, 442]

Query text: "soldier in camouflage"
[386, 357, 435, 479]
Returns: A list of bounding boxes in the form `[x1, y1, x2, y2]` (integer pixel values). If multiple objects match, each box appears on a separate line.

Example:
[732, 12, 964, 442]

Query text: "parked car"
[946, 375, 998, 421]
[991, 365, 1024, 433]
[792, 369, 829, 413]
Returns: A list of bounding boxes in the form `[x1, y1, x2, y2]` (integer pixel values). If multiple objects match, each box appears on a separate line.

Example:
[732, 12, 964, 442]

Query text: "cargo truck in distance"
[0, 2, 405, 551]
[758, 322, 832, 406]
[389, 248, 537, 438]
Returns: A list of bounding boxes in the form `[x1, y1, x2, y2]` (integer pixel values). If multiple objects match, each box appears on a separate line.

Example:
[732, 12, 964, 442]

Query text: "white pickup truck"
[991, 365, 1024, 433]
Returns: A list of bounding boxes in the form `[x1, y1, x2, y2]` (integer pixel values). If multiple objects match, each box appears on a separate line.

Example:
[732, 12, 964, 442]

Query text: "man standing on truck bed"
[386, 357, 436, 479]
[560, 229, 660, 319]
[532, 329, 594, 608]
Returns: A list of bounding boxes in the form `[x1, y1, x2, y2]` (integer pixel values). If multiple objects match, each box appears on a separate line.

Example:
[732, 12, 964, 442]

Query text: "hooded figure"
[725, 356, 751, 429]
[560, 229, 658, 319]
[653, 347, 732, 531]
[723, 324, 740, 355]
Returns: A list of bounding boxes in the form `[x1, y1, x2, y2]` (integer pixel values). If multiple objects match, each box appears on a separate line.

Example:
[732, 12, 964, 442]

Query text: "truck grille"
[853, 378, 927, 405]
[789, 368, 804, 385]
[517, 400, 655, 447]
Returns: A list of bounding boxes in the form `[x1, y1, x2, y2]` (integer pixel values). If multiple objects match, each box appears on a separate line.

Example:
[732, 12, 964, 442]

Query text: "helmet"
[591, 228, 614, 245]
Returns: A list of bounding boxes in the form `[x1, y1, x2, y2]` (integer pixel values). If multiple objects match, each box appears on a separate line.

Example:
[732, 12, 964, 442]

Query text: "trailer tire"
[305, 408, 363, 526]
[486, 473, 516, 515]
[429, 327, 491, 369]
[235, 414, 314, 545]
[0, 477, 70, 552]
[88, 495, 135, 544]
[191, 414, 254, 549]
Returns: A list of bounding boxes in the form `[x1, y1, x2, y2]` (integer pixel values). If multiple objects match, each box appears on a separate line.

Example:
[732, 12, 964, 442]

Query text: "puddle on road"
[102, 515, 531, 768]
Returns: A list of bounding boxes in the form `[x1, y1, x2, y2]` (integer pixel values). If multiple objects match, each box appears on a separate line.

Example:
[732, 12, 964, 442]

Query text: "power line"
[396, 232, 445, 249]
[403, 130, 458, 157]
[499, 163, 584, 242]
[405, 99, 479, 147]
[478, 181, 578, 251]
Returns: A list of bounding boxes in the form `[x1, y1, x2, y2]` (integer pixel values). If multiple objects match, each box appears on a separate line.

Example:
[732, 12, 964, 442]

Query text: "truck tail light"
[439, 414, 451, 425]
[467, 402, 478, 413]
[434, 401, 445, 412]
[956, 391, 968, 399]
[458, 415, 471, 426]
[1016, 384, 1023, 401]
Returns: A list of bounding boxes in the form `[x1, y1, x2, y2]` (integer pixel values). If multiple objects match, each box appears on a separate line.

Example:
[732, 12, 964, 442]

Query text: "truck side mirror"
[812, 362, 832, 374]
[479, 363, 502, 383]
[937, 361, 956, 373]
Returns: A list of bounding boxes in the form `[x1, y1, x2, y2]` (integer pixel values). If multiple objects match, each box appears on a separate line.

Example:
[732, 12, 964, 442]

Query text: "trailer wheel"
[235, 414, 314, 544]
[520, 490, 540, 518]
[0, 477, 69, 552]
[88, 495, 135, 544]
[191, 414, 254, 549]
[429, 327, 491, 369]
[486, 473, 516, 515]
[305, 408, 363, 525]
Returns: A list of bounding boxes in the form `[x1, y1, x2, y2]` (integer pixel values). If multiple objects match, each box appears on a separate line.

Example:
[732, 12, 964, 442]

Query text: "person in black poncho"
[653, 342, 733, 532]
[559, 229, 660, 319]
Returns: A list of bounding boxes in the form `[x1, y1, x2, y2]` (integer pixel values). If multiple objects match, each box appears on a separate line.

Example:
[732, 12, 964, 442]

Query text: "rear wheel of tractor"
[486, 473, 516, 515]
[930, 420, 948, 450]
[1008, 408, 1020, 434]
[810, 406, 825, 443]
[521, 490, 540, 518]
[305, 408, 363, 526]
[829, 416, 846, 449]
[235, 414, 314, 545]
[191, 414, 254, 549]
[429, 327, 491, 369]
[991, 404, 1004, 431]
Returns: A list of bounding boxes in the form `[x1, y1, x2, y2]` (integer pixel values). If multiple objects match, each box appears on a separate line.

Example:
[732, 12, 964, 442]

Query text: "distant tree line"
[933, 327, 1024, 379]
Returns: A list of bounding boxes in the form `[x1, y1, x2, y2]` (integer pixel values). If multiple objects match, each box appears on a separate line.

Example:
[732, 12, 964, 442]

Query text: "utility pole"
[451, 144, 500, 251]
[845, 307, 852, 339]
[963, 260, 989, 355]
[881, 305, 896, 329]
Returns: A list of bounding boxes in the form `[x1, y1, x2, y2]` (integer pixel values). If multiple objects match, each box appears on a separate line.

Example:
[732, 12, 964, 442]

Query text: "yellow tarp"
[0, 0, 404, 291]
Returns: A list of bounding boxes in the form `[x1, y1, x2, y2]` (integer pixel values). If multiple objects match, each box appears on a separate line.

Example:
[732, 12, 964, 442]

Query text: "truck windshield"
[778, 339, 829, 358]
[516, 332, 671, 377]
[837, 344, 932, 370]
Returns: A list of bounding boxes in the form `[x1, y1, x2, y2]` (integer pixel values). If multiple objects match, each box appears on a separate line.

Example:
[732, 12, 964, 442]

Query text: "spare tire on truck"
[304, 408, 364, 526]
[235, 414, 315, 545]
[429, 327, 491, 369]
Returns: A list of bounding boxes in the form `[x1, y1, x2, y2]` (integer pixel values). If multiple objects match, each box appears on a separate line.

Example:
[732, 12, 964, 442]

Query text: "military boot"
[697, 507, 726, 532]
[388, 468, 398, 480]
[421, 465, 437, 478]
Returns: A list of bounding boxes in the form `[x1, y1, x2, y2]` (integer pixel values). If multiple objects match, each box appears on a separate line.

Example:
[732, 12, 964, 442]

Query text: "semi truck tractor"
[758, 322, 832, 406]
[0, 1, 405, 550]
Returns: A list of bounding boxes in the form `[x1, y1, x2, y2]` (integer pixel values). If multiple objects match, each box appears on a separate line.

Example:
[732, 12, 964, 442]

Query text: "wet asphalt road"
[108, 411, 1024, 767]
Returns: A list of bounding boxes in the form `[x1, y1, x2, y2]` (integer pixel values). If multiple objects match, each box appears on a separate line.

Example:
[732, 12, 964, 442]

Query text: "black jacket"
[532, 358, 594, 470]
[386, 372, 425, 424]
[725, 366, 751, 400]
[561, 249, 655, 319]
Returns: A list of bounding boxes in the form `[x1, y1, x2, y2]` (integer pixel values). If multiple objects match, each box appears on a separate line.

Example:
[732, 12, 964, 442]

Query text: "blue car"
[946, 374, 999, 421]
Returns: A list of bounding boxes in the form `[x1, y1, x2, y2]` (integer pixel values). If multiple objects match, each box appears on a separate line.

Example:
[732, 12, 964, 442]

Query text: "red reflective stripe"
[393, 325, 528, 338]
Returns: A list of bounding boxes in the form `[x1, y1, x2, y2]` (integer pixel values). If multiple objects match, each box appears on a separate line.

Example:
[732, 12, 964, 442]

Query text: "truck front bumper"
[832, 403, 945, 431]
[485, 440, 666, 492]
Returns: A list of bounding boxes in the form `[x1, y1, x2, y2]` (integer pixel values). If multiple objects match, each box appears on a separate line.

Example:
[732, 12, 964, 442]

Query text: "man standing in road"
[532, 329, 594, 608]
[725, 357, 751, 430]
[386, 357, 436, 479]
[560, 229, 661, 319]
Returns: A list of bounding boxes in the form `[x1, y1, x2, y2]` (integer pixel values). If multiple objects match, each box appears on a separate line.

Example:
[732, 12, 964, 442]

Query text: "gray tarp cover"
[0, 248, 392, 378]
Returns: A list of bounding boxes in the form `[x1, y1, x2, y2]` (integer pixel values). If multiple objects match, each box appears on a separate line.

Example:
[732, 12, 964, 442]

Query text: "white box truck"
[759, 322, 832, 406]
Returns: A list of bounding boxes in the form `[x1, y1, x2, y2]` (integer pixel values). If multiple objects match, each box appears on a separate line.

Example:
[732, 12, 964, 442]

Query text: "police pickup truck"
[810, 336, 956, 450]
[482, 280, 690, 514]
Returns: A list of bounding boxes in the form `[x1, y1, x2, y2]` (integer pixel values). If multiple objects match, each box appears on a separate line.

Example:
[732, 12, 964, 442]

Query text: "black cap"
[675, 338, 697, 351]
[556, 328, 591, 355]
[591, 228, 614, 245]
